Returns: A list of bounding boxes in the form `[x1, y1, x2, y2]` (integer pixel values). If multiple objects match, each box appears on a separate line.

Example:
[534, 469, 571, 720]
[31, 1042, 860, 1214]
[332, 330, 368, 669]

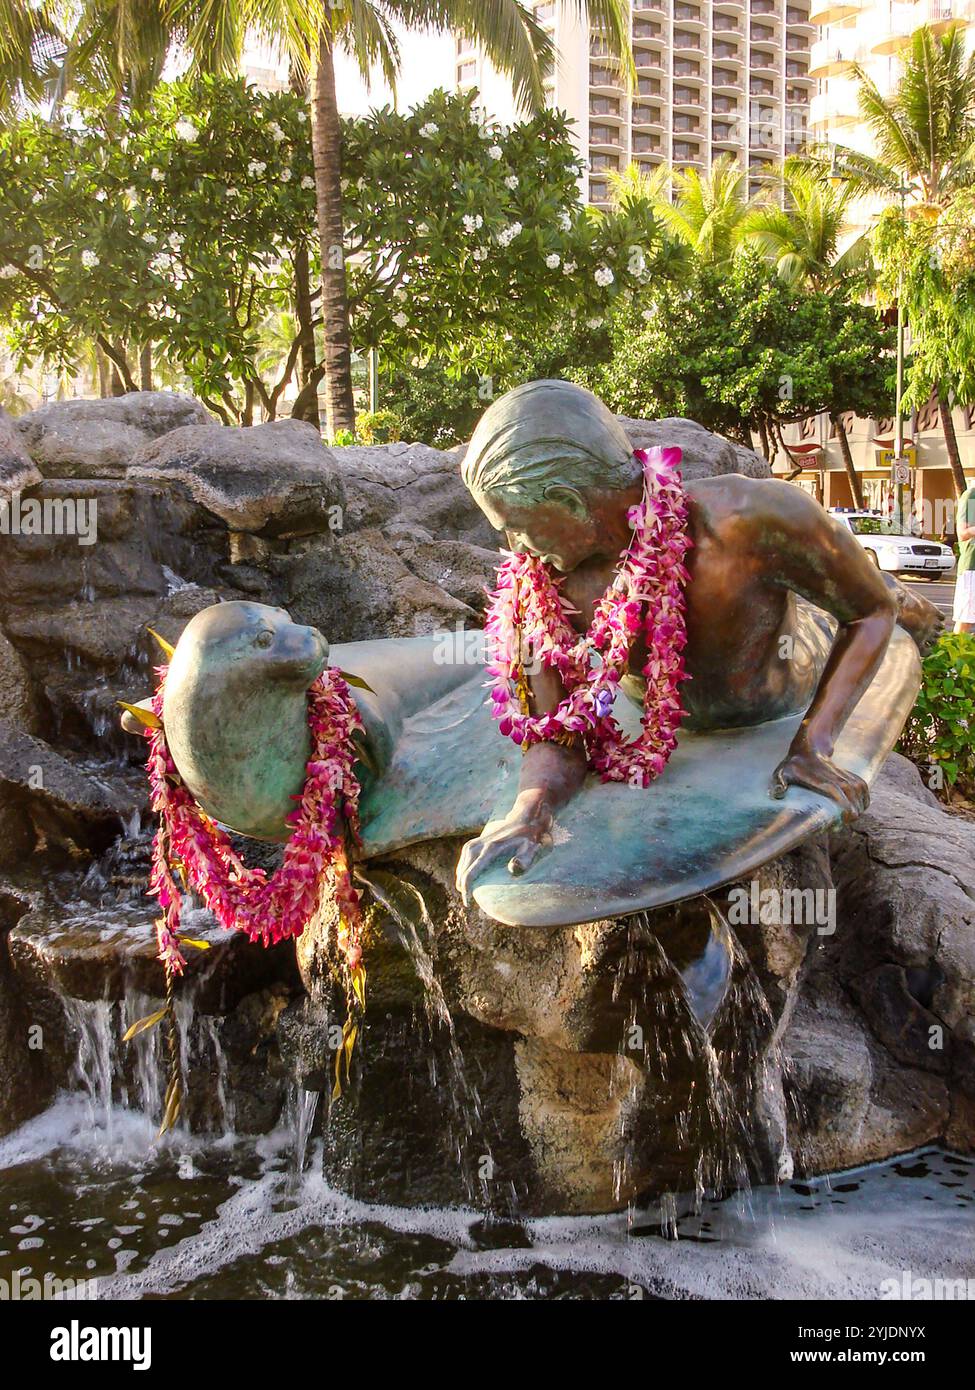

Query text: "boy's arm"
[743, 480, 898, 821]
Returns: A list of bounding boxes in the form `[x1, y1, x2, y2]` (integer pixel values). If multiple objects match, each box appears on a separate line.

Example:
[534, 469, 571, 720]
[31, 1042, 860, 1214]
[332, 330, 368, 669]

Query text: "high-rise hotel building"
[808, 0, 974, 232]
[455, 1, 815, 203]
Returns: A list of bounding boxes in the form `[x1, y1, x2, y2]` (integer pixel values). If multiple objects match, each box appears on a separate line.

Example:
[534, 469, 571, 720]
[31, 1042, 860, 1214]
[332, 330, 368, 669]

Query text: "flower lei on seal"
[485, 446, 692, 784]
[132, 655, 367, 1130]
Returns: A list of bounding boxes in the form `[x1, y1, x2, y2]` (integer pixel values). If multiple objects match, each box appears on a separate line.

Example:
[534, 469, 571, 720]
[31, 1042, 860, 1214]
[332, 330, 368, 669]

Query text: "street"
[904, 577, 956, 618]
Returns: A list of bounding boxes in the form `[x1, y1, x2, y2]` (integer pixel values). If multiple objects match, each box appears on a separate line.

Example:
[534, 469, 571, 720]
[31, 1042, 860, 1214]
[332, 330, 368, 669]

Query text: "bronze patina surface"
[128, 381, 941, 927]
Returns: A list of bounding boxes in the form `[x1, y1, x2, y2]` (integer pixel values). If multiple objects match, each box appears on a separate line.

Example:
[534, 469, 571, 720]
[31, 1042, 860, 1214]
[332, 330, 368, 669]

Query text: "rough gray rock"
[0, 627, 37, 736]
[0, 892, 54, 1137]
[782, 753, 975, 1169]
[0, 405, 41, 498]
[0, 719, 136, 850]
[331, 440, 495, 546]
[279, 529, 476, 644]
[617, 416, 772, 481]
[16, 392, 213, 479]
[128, 419, 345, 536]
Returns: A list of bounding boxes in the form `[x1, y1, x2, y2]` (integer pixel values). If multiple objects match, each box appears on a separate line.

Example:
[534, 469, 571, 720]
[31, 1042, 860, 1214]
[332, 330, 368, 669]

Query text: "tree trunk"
[310, 33, 356, 439]
[96, 344, 110, 398]
[140, 342, 152, 392]
[110, 340, 127, 397]
[832, 413, 864, 508]
[939, 387, 968, 498]
[292, 243, 321, 429]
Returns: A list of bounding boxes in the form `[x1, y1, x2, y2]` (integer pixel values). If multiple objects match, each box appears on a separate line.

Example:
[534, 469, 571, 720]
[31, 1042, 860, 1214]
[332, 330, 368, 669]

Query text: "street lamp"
[892, 179, 912, 534]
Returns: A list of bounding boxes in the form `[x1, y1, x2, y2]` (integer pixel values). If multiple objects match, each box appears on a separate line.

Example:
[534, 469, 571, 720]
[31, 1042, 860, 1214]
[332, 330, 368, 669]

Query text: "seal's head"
[462, 380, 644, 573]
[162, 602, 330, 841]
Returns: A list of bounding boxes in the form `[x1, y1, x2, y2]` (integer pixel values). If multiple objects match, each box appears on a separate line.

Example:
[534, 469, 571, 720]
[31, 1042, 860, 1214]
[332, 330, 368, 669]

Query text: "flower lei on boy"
[130, 647, 367, 1128]
[485, 446, 692, 784]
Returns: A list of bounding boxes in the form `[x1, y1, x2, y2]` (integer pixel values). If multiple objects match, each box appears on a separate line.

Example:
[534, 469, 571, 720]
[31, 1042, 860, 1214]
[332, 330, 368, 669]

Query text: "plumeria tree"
[0, 78, 316, 421]
[343, 90, 664, 389]
[0, 81, 660, 424]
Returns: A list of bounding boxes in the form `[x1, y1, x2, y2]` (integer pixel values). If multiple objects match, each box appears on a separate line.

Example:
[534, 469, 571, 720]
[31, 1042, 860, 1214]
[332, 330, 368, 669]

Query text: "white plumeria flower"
[144, 233, 158, 246]
[558, 211, 572, 231]
[472, 247, 487, 262]
[545, 253, 561, 269]
[642, 308, 654, 321]
[594, 265, 614, 287]
[125, 187, 137, 201]
[301, 175, 315, 190]
[393, 287, 407, 301]
[0, 264, 19, 279]
[495, 220, 522, 247]
[296, 109, 307, 123]
[247, 160, 267, 178]
[393, 311, 409, 328]
[587, 317, 604, 329]
[150, 168, 164, 181]
[419, 122, 439, 137]
[225, 188, 237, 197]
[81, 249, 99, 268]
[562, 261, 577, 275]
[94, 190, 106, 201]
[267, 122, 286, 143]
[281, 168, 292, 182]
[417, 222, 430, 235]
[504, 174, 519, 189]
[462, 213, 484, 234]
[174, 119, 198, 142]
[487, 145, 503, 160]
[151, 253, 173, 272]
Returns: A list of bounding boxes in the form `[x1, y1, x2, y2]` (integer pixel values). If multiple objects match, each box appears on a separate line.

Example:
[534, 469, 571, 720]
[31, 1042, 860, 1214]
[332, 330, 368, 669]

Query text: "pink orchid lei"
[485, 445, 692, 787]
[145, 666, 366, 1001]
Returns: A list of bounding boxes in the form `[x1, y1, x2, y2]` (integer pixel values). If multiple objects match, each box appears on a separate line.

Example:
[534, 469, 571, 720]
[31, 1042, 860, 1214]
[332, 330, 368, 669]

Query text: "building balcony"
[588, 96, 623, 118]
[785, 62, 813, 80]
[636, 75, 664, 95]
[589, 125, 623, 147]
[750, 49, 780, 72]
[673, 84, 706, 106]
[786, 34, 810, 50]
[751, 22, 779, 41]
[712, 121, 740, 142]
[713, 68, 745, 89]
[633, 19, 665, 39]
[786, 5, 813, 22]
[674, 140, 705, 162]
[713, 93, 741, 113]
[750, 0, 777, 13]
[633, 1, 669, 13]
[674, 3, 707, 26]
[590, 152, 621, 173]
[633, 134, 664, 153]
[590, 66, 623, 89]
[713, 40, 744, 61]
[870, 3, 917, 53]
[673, 29, 703, 49]
[920, 0, 973, 33]
[749, 76, 776, 95]
[808, 81, 860, 129]
[632, 104, 666, 127]
[673, 58, 703, 76]
[808, 0, 863, 24]
[714, 14, 741, 32]
[809, 35, 859, 78]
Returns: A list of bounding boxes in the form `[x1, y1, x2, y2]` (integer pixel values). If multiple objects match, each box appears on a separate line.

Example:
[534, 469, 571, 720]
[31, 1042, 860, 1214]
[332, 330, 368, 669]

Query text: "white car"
[829, 509, 955, 579]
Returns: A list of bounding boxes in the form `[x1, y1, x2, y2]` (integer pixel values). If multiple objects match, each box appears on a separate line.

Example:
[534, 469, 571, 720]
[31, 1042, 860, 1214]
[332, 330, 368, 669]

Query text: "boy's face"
[475, 489, 598, 574]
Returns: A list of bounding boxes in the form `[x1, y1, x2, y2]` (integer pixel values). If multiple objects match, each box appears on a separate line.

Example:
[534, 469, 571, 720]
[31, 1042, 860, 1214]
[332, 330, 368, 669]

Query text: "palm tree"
[807, 25, 975, 495]
[742, 160, 873, 505]
[300, 0, 634, 437]
[653, 154, 752, 270]
[0, 0, 61, 117]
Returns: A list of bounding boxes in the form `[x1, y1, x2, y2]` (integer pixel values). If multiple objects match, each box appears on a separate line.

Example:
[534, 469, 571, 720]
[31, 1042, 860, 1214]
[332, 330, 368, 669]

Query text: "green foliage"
[573, 251, 894, 443]
[897, 632, 975, 797]
[380, 362, 486, 448]
[342, 88, 667, 384]
[874, 195, 975, 411]
[0, 77, 316, 418]
[355, 408, 403, 444]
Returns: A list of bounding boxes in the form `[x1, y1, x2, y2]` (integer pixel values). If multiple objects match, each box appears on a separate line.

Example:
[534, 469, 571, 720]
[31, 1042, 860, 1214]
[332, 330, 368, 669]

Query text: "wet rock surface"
[0, 390, 968, 1205]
